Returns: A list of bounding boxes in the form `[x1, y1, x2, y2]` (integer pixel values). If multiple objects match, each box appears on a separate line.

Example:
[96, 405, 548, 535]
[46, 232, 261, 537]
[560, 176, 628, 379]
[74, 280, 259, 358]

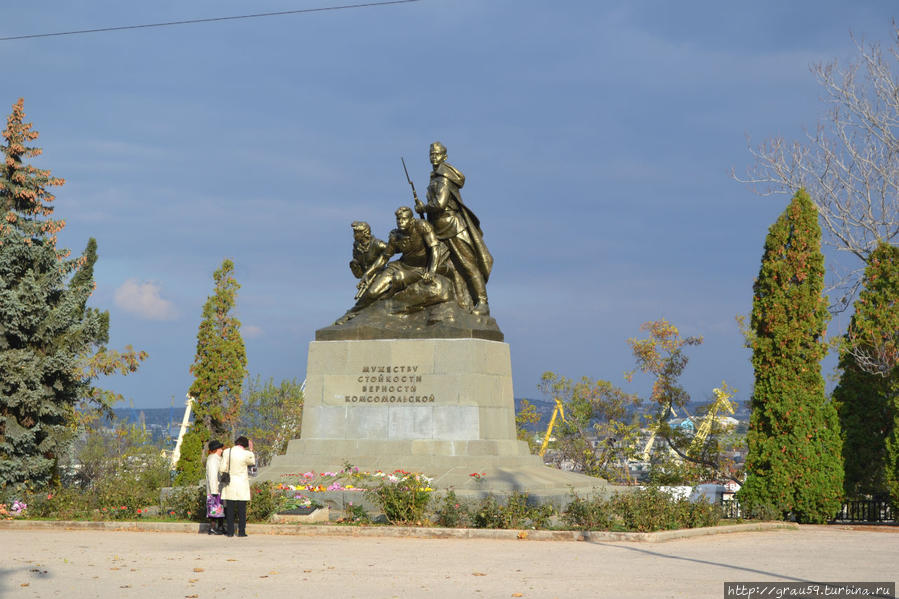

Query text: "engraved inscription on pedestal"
[343, 364, 433, 404]
[302, 338, 516, 443]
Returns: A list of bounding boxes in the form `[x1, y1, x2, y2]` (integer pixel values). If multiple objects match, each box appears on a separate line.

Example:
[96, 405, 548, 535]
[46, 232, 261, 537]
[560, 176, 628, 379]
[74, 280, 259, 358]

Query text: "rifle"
[402, 157, 426, 219]
[354, 275, 371, 301]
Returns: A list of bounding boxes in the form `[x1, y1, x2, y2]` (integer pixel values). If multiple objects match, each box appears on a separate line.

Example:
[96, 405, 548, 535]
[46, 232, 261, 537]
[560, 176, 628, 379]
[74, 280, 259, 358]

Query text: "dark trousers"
[224, 500, 247, 536]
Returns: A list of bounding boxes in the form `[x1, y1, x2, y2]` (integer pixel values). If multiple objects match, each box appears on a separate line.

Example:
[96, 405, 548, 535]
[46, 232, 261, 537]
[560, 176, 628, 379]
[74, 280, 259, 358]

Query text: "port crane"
[538, 399, 566, 458]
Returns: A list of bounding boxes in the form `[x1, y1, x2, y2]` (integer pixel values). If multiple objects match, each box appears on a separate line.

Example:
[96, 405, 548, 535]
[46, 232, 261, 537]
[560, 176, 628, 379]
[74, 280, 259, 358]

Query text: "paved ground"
[1, 525, 896, 598]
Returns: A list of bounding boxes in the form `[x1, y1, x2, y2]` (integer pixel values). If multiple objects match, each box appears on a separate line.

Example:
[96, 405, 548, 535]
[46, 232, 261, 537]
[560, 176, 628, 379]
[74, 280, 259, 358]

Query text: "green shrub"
[339, 502, 371, 524]
[613, 487, 682, 531]
[20, 460, 171, 521]
[470, 495, 505, 528]
[16, 488, 83, 520]
[502, 492, 532, 528]
[610, 487, 723, 532]
[523, 500, 555, 530]
[432, 489, 468, 528]
[92, 455, 169, 515]
[677, 498, 722, 528]
[364, 471, 432, 525]
[562, 493, 615, 530]
[469, 492, 555, 529]
[742, 501, 783, 521]
[162, 486, 205, 521]
[562, 487, 723, 532]
[248, 480, 281, 522]
[504, 492, 555, 529]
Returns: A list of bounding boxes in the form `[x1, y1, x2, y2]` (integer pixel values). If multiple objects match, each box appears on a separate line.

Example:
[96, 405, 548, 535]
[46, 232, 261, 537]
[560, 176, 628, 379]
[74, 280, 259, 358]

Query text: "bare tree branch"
[734, 26, 899, 371]
[735, 29, 899, 268]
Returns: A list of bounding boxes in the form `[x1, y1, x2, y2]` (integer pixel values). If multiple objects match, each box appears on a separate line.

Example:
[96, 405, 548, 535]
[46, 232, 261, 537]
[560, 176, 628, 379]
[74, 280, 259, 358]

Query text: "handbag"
[220, 448, 232, 485]
[206, 493, 224, 518]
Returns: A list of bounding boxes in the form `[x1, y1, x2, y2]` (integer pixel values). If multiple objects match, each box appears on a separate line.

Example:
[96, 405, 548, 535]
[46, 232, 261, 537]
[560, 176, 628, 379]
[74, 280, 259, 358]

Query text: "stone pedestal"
[260, 338, 611, 501]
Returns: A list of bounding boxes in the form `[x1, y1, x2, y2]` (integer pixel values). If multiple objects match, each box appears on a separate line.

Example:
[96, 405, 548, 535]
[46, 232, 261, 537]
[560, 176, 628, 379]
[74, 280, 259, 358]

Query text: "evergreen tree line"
[0, 99, 301, 495]
[738, 190, 898, 523]
[0, 98, 126, 491]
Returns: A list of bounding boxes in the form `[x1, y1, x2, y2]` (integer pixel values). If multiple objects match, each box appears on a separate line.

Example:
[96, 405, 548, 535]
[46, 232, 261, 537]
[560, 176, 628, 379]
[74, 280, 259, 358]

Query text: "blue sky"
[3, 1, 895, 410]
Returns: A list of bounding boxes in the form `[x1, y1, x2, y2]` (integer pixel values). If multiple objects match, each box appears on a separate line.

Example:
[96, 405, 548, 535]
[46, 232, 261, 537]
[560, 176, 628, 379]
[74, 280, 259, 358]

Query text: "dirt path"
[1, 526, 896, 598]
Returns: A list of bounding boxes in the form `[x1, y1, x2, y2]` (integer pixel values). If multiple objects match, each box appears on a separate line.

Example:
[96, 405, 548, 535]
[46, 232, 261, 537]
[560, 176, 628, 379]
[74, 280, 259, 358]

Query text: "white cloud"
[114, 279, 178, 321]
[243, 325, 263, 339]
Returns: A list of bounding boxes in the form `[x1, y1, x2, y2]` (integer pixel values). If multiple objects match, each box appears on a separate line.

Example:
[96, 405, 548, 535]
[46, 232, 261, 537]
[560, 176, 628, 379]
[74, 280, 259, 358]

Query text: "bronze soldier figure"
[415, 142, 493, 315]
[349, 221, 386, 279]
[335, 207, 446, 324]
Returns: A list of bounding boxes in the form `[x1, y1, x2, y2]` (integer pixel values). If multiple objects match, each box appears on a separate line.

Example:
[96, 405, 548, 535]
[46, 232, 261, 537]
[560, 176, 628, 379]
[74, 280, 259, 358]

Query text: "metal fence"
[833, 498, 894, 523]
[719, 498, 895, 523]
[720, 498, 741, 519]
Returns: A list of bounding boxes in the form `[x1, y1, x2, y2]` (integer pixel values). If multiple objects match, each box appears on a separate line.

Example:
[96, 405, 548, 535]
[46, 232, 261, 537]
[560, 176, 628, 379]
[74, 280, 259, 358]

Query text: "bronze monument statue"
[415, 142, 493, 315]
[319, 142, 501, 341]
[335, 207, 453, 324]
[261, 142, 611, 508]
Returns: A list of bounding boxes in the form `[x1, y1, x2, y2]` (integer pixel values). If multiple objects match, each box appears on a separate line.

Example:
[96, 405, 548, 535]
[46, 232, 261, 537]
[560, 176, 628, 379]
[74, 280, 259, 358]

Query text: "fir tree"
[738, 189, 844, 523]
[834, 242, 899, 503]
[175, 259, 247, 484]
[0, 99, 107, 489]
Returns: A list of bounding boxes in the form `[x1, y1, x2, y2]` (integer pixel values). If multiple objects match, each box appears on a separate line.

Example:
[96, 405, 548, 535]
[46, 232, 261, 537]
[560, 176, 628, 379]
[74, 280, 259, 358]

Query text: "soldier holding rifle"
[414, 142, 492, 316]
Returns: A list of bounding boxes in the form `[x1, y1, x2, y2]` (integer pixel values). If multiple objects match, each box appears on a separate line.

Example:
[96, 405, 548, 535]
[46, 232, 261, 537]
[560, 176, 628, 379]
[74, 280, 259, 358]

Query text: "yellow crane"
[689, 383, 736, 454]
[538, 399, 566, 458]
[640, 406, 678, 461]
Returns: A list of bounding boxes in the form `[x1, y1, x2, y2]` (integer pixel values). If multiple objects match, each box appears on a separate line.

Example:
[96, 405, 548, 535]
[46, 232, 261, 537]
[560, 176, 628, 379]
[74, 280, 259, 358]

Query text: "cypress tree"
[833, 242, 899, 503]
[0, 99, 107, 490]
[738, 189, 844, 523]
[175, 259, 247, 484]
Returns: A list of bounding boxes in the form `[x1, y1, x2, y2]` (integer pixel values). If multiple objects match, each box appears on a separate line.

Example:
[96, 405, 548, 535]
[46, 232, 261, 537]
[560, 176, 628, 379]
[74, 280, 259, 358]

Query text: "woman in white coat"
[218, 436, 256, 537]
[205, 440, 225, 535]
